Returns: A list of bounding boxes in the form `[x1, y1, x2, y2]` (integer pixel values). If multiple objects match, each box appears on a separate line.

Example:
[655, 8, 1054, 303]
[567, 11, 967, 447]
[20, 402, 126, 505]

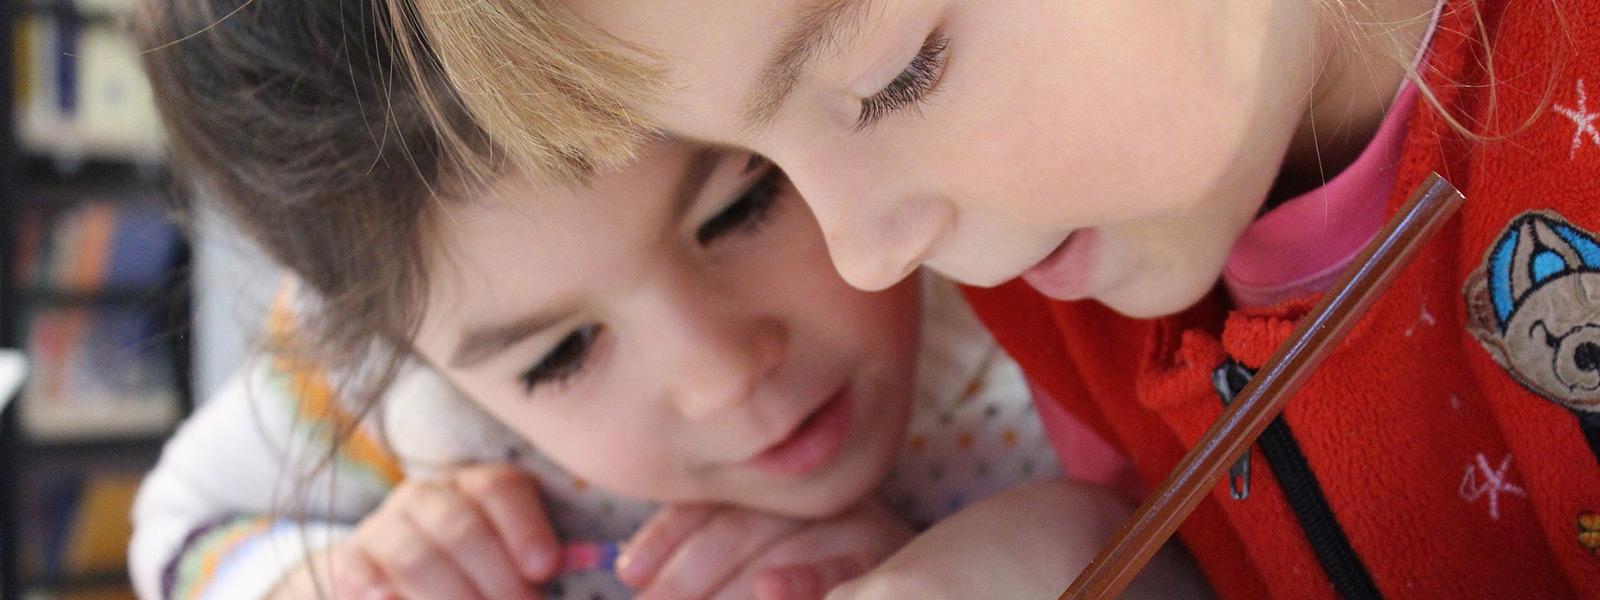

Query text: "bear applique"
[1465, 210, 1600, 464]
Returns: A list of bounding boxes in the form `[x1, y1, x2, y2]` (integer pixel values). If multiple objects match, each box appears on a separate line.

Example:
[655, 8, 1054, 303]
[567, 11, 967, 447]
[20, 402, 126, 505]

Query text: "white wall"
[191, 203, 283, 402]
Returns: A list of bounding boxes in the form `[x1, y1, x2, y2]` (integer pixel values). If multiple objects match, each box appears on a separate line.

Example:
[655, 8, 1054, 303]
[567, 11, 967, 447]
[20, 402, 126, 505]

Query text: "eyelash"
[856, 31, 950, 130]
[694, 165, 784, 245]
[519, 324, 599, 393]
[519, 167, 785, 393]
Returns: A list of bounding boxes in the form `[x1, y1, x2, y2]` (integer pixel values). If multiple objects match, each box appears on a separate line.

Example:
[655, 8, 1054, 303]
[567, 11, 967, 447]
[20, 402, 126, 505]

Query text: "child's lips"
[1022, 229, 1099, 301]
[746, 387, 853, 477]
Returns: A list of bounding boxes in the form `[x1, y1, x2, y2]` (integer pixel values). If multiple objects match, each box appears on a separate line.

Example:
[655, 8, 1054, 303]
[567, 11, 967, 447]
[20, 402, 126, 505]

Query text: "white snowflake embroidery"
[1403, 298, 1437, 337]
[1554, 79, 1600, 159]
[1458, 453, 1526, 521]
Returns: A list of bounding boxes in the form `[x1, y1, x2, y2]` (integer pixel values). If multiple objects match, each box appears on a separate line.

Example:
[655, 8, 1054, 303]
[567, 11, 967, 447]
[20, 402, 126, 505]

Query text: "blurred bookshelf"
[3, 1, 192, 599]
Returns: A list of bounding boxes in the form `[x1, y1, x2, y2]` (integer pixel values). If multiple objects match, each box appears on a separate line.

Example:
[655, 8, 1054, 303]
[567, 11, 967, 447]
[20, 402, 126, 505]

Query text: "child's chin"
[759, 463, 880, 519]
[1100, 270, 1222, 319]
[772, 489, 861, 520]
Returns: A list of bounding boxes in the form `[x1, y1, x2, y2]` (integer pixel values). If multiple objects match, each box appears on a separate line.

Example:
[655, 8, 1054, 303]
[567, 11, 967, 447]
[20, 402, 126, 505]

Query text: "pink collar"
[1222, 83, 1421, 308]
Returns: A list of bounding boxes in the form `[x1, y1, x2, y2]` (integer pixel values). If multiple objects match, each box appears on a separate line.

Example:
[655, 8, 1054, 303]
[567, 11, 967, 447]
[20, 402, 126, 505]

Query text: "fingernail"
[614, 547, 652, 586]
[759, 567, 816, 600]
[755, 572, 790, 600]
[524, 546, 557, 578]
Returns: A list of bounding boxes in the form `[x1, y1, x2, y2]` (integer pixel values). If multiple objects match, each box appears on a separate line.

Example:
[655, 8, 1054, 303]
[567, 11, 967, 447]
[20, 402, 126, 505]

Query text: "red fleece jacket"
[964, 1, 1600, 597]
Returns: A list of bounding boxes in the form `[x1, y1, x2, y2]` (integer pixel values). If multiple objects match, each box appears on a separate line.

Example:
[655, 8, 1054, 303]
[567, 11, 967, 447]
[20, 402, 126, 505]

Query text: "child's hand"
[619, 501, 913, 600]
[823, 480, 1210, 600]
[272, 464, 561, 600]
[615, 504, 804, 600]
[734, 500, 915, 600]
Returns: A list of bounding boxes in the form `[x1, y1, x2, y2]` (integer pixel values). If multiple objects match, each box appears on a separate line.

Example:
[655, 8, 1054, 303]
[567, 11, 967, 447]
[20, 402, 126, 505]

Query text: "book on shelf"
[25, 471, 141, 596]
[100, 204, 180, 290]
[19, 202, 179, 294]
[62, 473, 140, 577]
[16, 203, 183, 440]
[22, 307, 179, 440]
[73, 0, 141, 20]
[15, 5, 165, 164]
[13, 209, 47, 288]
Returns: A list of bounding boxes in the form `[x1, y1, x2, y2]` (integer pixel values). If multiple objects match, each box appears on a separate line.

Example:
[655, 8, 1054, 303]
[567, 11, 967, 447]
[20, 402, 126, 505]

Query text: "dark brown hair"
[137, 0, 493, 386]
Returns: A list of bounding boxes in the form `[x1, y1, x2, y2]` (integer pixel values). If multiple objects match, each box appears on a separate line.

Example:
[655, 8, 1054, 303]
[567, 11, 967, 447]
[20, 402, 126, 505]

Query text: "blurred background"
[1, 2, 284, 598]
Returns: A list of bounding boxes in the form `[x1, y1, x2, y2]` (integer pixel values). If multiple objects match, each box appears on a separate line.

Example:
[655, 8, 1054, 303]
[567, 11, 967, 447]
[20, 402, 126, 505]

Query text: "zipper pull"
[1211, 359, 1256, 501]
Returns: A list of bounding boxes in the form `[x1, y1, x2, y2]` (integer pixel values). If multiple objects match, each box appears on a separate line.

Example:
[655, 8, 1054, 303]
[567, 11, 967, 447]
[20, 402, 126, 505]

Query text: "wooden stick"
[1060, 173, 1464, 599]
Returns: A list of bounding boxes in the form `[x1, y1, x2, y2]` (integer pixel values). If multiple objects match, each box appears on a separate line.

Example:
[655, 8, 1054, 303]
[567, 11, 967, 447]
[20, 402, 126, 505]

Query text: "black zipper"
[1213, 359, 1384, 600]
[1573, 409, 1600, 467]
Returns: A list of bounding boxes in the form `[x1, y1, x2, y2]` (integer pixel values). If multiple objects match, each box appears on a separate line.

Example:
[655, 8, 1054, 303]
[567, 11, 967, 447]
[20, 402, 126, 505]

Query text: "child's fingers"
[361, 516, 487, 600]
[752, 555, 873, 600]
[819, 571, 942, 600]
[453, 464, 563, 580]
[638, 510, 804, 600]
[752, 564, 826, 600]
[326, 548, 396, 600]
[270, 547, 391, 600]
[403, 483, 541, 600]
[616, 504, 718, 586]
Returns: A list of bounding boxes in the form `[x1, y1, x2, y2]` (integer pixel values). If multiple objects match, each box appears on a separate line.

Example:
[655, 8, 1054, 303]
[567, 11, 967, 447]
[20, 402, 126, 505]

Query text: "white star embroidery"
[1555, 79, 1600, 159]
[1403, 298, 1437, 337]
[1458, 453, 1526, 521]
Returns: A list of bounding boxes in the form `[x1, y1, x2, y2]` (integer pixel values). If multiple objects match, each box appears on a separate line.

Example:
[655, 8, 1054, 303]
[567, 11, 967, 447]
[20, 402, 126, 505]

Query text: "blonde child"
[127, 1, 1207, 598]
[388, 0, 1600, 596]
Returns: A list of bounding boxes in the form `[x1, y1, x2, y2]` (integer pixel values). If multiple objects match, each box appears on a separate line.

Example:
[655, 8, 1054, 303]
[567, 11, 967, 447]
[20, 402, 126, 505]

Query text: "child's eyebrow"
[671, 147, 725, 218]
[452, 307, 572, 369]
[743, 0, 877, 128]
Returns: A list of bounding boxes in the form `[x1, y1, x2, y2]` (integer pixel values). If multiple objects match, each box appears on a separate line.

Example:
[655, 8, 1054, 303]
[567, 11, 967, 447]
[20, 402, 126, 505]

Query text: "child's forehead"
[552, 0, 906, 146]
[421, 153, 689, 314]
[438, 142, 755, 271]
[471, 140, 694, 219]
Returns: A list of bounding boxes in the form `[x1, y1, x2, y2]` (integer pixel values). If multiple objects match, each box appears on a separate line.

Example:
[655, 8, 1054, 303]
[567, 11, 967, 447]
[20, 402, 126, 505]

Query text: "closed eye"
[856, 31, 950, 130]
[695, 164, 785, 245]
[520, 325, 600, 393]
[1530, 319, 1561, 349]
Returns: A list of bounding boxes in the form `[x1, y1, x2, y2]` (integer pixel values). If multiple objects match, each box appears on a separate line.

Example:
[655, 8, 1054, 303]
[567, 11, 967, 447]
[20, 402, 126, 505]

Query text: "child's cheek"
[529, 400, 682, 499]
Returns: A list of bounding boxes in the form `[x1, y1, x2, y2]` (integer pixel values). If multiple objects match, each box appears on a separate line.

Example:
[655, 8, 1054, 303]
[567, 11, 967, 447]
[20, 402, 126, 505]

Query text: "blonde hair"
[385, 0, 666, 183]
[1318, 0, 1572, 143]
[398, 0, 1572, 179]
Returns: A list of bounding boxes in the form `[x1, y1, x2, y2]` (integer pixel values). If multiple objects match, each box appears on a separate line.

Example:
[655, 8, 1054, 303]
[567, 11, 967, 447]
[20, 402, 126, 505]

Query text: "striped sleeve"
[130, 288, 402, 600]
[159, 517, 351, 600]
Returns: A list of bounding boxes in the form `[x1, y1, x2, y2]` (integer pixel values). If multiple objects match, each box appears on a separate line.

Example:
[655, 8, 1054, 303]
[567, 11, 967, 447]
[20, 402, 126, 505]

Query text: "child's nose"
[666, 313, 789, 421]
[821, 197, 952, 292]
[786, 159, 952, 291]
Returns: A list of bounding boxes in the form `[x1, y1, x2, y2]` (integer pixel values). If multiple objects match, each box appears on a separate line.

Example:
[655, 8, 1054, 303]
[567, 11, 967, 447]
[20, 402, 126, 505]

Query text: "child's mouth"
[1022, 229, 1099, 301]
[747, 387, 853, 477]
